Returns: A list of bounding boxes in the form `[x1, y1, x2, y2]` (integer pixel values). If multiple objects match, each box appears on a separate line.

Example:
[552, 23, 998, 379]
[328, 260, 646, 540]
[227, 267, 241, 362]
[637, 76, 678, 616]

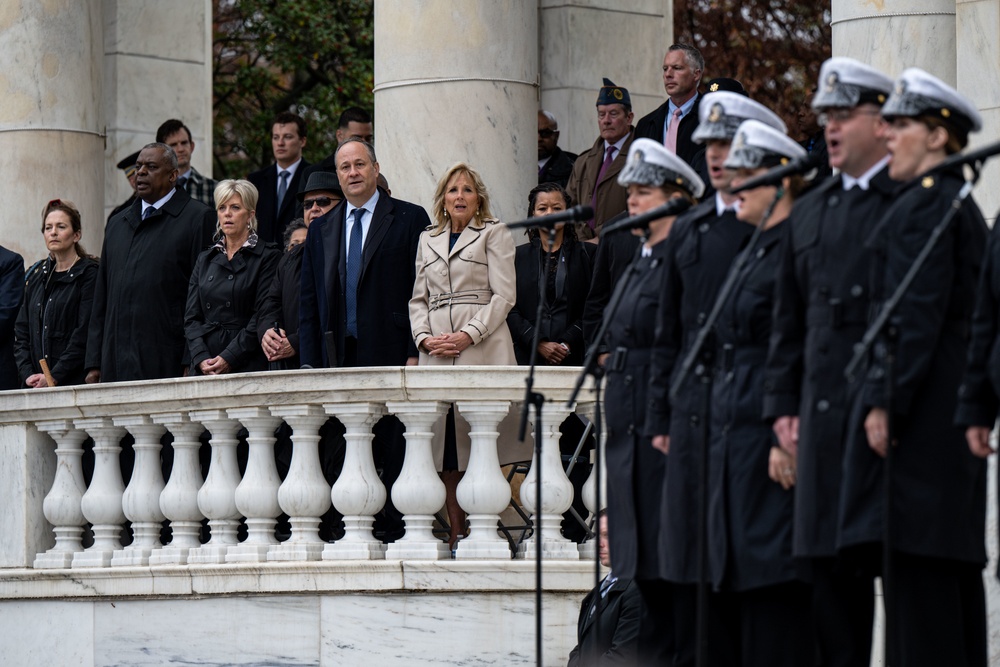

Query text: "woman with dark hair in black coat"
[15, 198, 98, 387]
[507, 183, 595, 367]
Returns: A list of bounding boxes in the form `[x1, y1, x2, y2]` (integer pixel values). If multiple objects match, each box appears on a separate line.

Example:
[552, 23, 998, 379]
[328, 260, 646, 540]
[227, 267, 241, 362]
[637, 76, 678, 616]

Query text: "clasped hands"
[422, 331, 473, 358]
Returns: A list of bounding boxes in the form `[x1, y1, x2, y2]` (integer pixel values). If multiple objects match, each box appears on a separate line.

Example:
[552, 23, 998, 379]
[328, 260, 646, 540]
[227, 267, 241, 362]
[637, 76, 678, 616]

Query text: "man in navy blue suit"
[248, 111, 311, 245]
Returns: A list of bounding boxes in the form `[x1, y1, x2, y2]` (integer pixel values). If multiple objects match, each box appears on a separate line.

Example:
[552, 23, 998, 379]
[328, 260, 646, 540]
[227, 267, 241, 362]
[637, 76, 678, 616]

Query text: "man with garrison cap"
[108, 149, 142, 221]
[642, 91, 788, 664]
[566, 78, 635, 240]
[763, 57, 897, 667]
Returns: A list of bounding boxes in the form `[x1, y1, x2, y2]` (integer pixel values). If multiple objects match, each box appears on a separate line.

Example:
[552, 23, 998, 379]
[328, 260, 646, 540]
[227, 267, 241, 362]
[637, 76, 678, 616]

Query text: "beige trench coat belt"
[428, 289, 494, 311]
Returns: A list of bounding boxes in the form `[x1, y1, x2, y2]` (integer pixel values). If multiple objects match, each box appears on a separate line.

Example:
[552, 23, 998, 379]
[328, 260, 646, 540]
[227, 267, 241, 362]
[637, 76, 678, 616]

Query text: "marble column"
[34, 422, 88, 569]
[188, 410, 243, 564]
[454, 401, 513, 560]
[73, 418, 126, 568]
[384, 401, 450, 560]
[373, 0, 537, 223]
[323, 403, 388, 560]
[518, 403, 578, 560]
[269, 406, 331, 561]
[0, 1, 104, 259]
[149, 413, 205, 565]
[111, 416, 166, 567]
[226, 408, 281, 562]
[577, 401, 606, 560]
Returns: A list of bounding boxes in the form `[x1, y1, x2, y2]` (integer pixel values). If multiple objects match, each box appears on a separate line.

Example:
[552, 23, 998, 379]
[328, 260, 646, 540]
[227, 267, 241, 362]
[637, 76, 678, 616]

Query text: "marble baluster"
[323, 403, 387, 560]
[453, 401, 513, 560]
[518, 403, 579, 560]
[111, 417, 167, 566]
[577, 401, 605, 560]
[72, 418, 126, 568]
[149, 414, 205, 565]
[34, 421, 88, 569]
[188, 410, 243, 564]
[269, 406, 330, 561]
[384, 401, 450, 560]
[226, 408, 281, 562]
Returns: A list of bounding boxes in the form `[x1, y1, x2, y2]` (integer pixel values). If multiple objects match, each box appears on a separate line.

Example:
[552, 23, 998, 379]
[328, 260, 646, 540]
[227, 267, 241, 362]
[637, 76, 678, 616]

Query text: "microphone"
[506, 204, 594, 230]
[729, 152, 825, 194]
[600, 198, 694, 236]
[931, 139, 1000, 172]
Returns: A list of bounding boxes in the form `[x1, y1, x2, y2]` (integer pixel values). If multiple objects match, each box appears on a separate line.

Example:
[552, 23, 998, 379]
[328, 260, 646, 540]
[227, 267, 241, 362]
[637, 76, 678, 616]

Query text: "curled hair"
[213, 179, 260, 234]
[282, 217, 307, 250]
[430, 163, 496, 236]
[41, 198, 90, 258]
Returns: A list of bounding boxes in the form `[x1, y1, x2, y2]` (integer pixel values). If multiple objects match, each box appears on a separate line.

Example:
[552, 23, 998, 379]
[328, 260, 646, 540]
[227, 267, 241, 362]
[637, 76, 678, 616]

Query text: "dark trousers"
[635, 578, 675, 666]
[671, 582, 737, 667]
[730, 582, 814, 667]
[809, 554, 877, 667]
[887, 552, 986, 667]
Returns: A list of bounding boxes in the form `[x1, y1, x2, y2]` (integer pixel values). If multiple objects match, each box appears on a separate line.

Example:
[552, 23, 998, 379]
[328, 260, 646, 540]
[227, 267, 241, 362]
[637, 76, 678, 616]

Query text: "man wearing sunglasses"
[297, 172, 343, 227]
[538, 110, 576, 188]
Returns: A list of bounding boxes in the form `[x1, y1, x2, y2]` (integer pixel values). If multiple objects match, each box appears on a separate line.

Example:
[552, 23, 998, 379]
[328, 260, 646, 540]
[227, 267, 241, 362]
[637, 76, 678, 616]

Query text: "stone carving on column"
[72, 418, 126, 568]
[226, 408, 281, 562]
[269, 406, 331, 561]
[518, 403, 579, 560]
[384, 401, 450, 560]
[323, 403, 387, 560]
[149, 413, 205, 565]
[188, 410, 243, 564]
[454, 401, 513, 560]
[111, 416, 167, 567]
[34, 421, 88, 569]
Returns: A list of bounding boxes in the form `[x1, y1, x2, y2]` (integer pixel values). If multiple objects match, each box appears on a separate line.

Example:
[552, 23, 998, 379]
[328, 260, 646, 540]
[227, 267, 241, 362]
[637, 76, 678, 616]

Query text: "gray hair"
[334, 137, 377, 165]
[668, 43, 705, 74]
[539, 109, 558, 128]
[142, 142, 178, 169]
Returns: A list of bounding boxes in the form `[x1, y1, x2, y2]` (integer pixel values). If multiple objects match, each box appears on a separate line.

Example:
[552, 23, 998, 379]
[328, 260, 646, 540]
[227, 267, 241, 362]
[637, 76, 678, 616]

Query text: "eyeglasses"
[538, 129, 557, 138]
[302, 197, 335, 210]
[817, 107, 881, 128]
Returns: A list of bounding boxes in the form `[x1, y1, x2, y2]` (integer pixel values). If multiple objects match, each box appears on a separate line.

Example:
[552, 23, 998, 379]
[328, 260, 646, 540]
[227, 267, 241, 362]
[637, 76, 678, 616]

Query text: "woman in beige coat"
[409, 162, 517, 547]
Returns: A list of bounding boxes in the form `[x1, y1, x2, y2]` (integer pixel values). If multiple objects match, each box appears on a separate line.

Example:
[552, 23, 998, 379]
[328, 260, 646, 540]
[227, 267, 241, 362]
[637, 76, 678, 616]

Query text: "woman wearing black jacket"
[507, 183, 594, 366]
[15, 199, 98, 387]
[185, 179, 280, 375]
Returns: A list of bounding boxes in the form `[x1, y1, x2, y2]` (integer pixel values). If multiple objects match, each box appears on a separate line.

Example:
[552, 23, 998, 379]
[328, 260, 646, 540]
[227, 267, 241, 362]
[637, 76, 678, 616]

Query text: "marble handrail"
[0, 367, 602, 570]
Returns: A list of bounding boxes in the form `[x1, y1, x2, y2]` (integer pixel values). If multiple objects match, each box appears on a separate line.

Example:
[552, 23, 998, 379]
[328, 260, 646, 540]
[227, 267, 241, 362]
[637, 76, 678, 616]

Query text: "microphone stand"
[569, 229, 649, 662]
[669, 192, 781, 667]
[844, 166, 981, 666]
[515, 218, 562, 667]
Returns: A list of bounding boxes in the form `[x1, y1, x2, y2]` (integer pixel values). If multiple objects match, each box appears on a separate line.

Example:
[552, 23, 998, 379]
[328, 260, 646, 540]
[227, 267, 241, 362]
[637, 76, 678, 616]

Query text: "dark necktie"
[142, 206, 156, 220]
[346, 208, 365, 338]
[177, 176, 188, 191]
[276, 170, 290, 212]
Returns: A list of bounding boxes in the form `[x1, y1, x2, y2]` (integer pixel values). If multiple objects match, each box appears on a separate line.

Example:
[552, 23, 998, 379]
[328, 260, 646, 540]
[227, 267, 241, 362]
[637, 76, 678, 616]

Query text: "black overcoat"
[839, 168, 987, 564]
[707, 223, 797, 591]
[15, 256, 98, 386]
[603, 242, 669, 581]
[762, 168, 897, 559]
[256, 243, 305, 369]
[507, 235, 594, 366]
[86, 190, 215, 382]
[643, 201, 753, 583]
[0, 245, 24, 389]
[566, 576, 647, 666]
[185, 239, 280, 373]
[582, 218, 641, 352]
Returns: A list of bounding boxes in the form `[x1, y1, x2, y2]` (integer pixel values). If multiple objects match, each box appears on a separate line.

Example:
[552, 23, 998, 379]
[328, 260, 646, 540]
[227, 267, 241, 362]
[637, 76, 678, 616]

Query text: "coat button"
[208, 275, 214, 281]
[228, 275, 234, 280]
[851, 284, 863, 297]
[697, 312, 706, 325]
[624, 375, 633, 385]
[817, 399, 830, 413]
[226, 301, 231, 307]
[627, 424, 635, 435]
[828, 194, 840, 207]
[699, 223, 709, 233]
[206, 303, 212, 309]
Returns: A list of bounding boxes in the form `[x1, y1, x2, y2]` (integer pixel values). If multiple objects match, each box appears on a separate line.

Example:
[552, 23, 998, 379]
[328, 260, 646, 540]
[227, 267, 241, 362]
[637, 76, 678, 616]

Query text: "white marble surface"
[0, 600, 94, 666]
[0, 423, 55, 568]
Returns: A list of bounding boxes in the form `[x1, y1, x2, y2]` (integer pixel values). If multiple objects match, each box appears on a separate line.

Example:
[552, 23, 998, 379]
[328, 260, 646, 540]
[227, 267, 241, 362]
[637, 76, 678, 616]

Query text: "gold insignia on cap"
[708, 103, 723, 123]
[631, 149, 644, 164]
[825, 71, 839, 93]
[676, 177, 684, 186]
[732, 130, 747, 149]
[613, 88, 623, 100]
[780, 157, 789, 165]
[878, 94, 886, 103]
[710, 82, 719, 92]
[941, 108, 951, 118]
[922, 176, 934, 189]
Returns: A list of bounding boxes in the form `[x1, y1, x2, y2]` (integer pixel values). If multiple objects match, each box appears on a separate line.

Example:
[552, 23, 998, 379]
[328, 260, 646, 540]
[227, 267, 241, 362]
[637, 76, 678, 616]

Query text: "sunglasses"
[302, 196, 335, 210]
[538, 129, 557, 138]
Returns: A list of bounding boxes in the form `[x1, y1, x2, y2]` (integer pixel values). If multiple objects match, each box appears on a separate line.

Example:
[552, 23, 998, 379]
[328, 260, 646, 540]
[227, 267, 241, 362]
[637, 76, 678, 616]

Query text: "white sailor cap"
[692, 92, 787, 144]
[812, 57, 893, 111]
[724, 119, 807, 170]
[882, 67, 982, 135]
[619, 138, 705, 199]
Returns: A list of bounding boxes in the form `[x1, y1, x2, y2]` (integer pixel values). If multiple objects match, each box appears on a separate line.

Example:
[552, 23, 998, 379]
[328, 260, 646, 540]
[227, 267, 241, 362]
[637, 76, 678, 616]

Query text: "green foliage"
[675, 0, 832, 141]
[213, 0, 374, 179]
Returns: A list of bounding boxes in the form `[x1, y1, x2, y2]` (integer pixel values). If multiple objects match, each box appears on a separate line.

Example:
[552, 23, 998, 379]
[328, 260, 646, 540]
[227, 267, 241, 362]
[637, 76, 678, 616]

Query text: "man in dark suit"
[298, 107, 374, 195]
[635, 43, 704, 168]
[567, 510, 647, 666]
[538, 110, 577, 188]
[299, 138, 429, 539]
[248, 111, 311, 245]
[0, 244, 24, 390]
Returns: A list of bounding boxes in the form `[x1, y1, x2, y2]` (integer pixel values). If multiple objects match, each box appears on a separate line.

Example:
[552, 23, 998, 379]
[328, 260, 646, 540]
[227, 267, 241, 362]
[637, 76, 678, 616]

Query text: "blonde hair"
[213, 179, 259, 233]
[430, 163, 496, 235]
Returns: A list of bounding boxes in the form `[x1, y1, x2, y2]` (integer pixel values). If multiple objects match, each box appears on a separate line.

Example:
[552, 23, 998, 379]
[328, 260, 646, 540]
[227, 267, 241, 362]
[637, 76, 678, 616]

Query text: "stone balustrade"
[0, 367, 605, 571]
